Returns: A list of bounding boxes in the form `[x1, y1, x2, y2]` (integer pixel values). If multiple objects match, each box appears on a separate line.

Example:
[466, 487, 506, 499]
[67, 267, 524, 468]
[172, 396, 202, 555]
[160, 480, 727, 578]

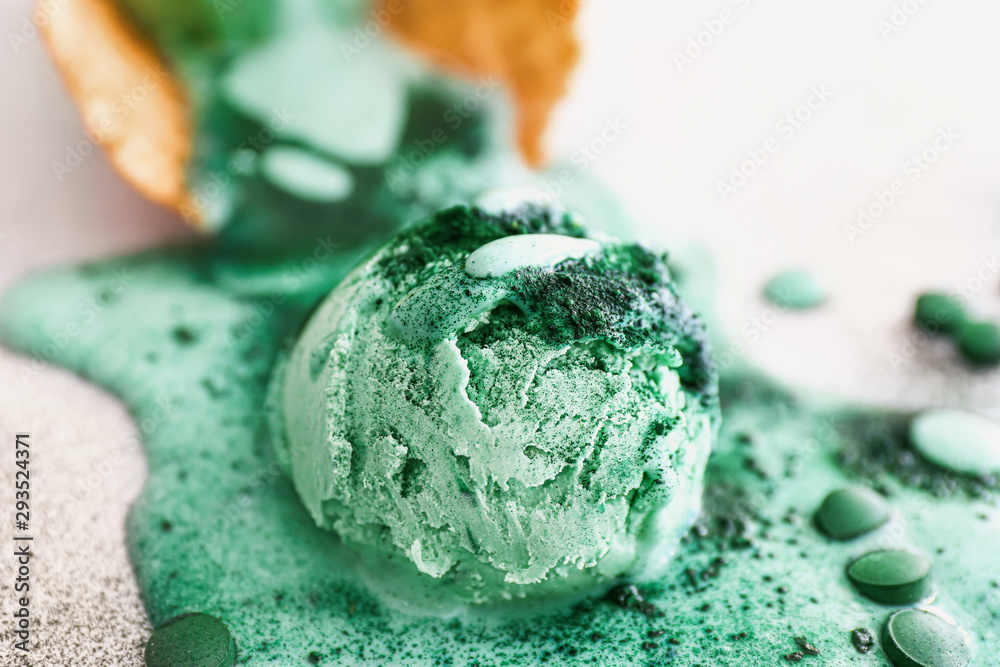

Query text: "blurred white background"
[553, 0, 1000, 411]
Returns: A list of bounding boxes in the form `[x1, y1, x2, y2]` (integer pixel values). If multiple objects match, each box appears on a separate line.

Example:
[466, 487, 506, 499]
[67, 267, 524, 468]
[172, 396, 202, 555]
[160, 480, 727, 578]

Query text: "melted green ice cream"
[269, 206, 719, 610]
[2, 232, 998, 664]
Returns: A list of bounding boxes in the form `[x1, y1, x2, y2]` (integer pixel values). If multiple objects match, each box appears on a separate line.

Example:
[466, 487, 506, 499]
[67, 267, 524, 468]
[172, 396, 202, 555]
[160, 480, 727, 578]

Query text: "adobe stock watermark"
[51, 65, 171, 182]
[423, 116, 627, 215]
[886, 254, 998, 369]
[716, 85, 834, 202]
[545, 0, 581, 29]
[531, 116, 629, 207]
[180, 108, 295, 223]
[17, 269, 136, 383]
[714, 296, 799, 371]
[7, 0, 69, 53]
[340, 0, 405, 61]
[872, 495, 934, 550]
[673, 0, 756, 72]
[384, 75, 502, 191]
[842, 126, 958, 243]
[877, 0, 931, 40]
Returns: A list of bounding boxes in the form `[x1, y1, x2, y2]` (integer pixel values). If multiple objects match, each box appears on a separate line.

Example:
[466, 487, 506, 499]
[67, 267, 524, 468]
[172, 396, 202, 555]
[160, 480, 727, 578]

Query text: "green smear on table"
[2, 234, 998, 665]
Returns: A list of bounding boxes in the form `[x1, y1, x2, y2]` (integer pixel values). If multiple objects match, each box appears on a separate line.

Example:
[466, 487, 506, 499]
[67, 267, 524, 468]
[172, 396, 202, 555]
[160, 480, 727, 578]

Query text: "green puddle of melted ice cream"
[2, 206, 999, 666]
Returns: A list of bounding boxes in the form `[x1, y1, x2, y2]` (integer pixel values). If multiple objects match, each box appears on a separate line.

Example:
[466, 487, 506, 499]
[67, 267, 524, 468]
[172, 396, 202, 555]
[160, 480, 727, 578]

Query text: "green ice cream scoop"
[268, 205, 719, 612]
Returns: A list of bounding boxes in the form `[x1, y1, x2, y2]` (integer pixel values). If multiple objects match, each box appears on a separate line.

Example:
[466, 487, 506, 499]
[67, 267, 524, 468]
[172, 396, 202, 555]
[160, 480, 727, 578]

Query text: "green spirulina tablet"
[909, 409, 1000, 476]
[847, 551, 932, 605]
[913, 293, 966, 334]
[815, 487, 891, 540]
[882, 609, 971, 667]
[955, 321, 1000, 366]
[763, 270, 827, 310]
[145, 613, 237, 667]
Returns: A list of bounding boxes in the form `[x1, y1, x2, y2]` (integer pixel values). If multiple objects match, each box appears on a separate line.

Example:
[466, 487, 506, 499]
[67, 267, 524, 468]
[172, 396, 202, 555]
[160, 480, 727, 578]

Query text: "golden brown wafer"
[40, 0, 198, 225]
[384, 0, 580, 166]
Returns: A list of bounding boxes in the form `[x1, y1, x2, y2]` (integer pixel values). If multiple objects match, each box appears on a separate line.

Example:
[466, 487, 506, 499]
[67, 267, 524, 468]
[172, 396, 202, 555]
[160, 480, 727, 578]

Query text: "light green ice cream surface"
[269, 207, 718, 611]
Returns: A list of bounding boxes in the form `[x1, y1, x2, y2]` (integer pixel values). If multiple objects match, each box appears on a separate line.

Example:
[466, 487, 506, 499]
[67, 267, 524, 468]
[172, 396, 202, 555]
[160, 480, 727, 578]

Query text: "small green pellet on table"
[913, 293, 966, 334]
[955, 321, 1000, 366]
[763, 270, 827, 310]
[144, 613, 237, 667]
[847, 550, 933, 605]
[815, 486, 891, 540]
[882, 609, 971, 667]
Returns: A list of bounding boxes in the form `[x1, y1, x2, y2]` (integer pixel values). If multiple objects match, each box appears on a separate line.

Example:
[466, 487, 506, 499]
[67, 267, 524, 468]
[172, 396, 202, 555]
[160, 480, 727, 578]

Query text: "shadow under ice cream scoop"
[267, 205, 719, 614]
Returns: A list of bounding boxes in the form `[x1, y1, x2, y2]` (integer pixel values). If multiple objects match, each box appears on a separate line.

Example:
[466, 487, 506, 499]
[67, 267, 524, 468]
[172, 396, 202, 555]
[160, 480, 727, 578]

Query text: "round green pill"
[910, 409, 1000, 476]
[847, 550, 933, 605]
[882, 609, 971, 667]
[955, 321, 1000, 366]
[815, 487, 891, 540]
[763, 270, 827, 310]
[913, 293, 966, 334]
[145, 613, 237, 667]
